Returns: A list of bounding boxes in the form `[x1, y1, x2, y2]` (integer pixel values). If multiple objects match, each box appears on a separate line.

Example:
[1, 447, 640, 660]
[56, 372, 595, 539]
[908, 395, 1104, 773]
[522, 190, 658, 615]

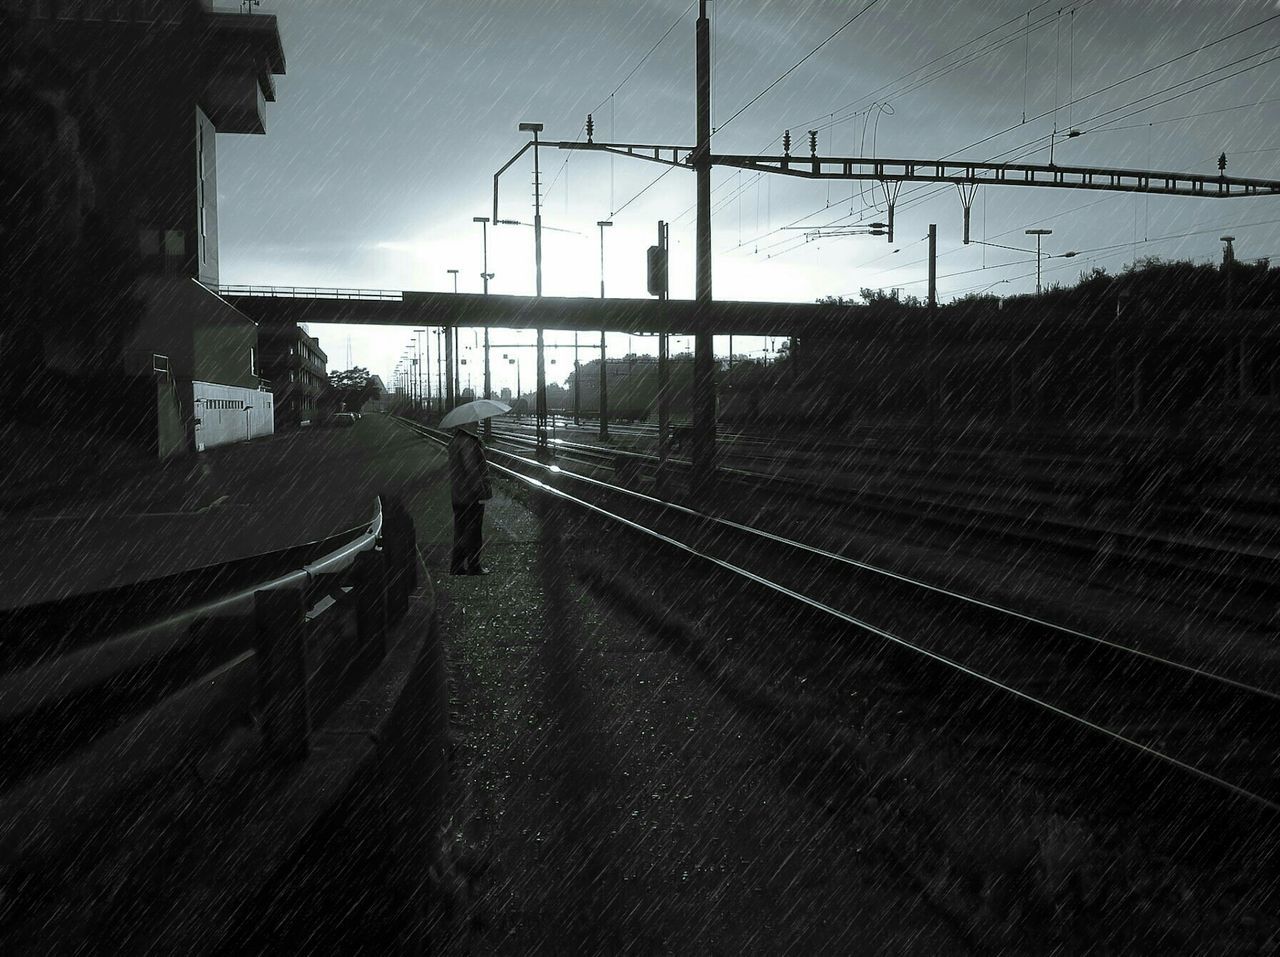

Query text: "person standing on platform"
[448, 420, 492, 575]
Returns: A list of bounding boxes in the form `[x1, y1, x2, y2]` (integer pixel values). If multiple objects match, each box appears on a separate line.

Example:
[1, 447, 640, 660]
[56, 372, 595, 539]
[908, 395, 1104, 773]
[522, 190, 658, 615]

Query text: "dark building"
[258, 324, 328, 429]
[7, 0, 287, 454]
[11, 0, 285, 287]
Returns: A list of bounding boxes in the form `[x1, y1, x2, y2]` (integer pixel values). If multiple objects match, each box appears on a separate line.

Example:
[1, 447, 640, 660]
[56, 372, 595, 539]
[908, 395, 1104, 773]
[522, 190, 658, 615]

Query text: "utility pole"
[691, 0, 715, 501]
[927, 224, 938, 440]
[474, 216, 493, 437]
[597, 219, 613, 442]
[657, 220, 671, 493]
[928, 223, 937, 309]
[519, 121, 550, 460]
[421, 326, 432, 413]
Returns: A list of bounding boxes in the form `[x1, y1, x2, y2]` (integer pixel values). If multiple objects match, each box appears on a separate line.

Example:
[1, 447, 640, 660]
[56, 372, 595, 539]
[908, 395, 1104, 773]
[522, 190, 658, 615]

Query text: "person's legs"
[451, 504, 469, 574]
[463, 502, 485, 572]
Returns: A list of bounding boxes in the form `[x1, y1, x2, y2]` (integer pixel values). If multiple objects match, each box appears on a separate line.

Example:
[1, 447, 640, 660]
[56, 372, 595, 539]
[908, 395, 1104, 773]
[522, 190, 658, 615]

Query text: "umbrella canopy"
[439, 399, 512, 430]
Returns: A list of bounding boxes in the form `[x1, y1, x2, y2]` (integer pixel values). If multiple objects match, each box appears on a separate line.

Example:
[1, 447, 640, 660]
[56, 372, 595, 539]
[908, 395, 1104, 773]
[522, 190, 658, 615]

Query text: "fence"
[212, 284, 404, 302]
[0, 496, 424, 944]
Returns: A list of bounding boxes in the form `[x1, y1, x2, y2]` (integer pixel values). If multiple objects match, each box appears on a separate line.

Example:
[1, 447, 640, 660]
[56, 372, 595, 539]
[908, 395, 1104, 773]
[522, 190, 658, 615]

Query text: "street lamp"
[414, 327, 429, 412]
[447, 268, 459, 294]
[596, 220, 613, 299]
[473, 216, 494, 436]
[1221, 235, 1236, 309]
[516, 121, 550, 458]
[1025, 228, 1052, 295]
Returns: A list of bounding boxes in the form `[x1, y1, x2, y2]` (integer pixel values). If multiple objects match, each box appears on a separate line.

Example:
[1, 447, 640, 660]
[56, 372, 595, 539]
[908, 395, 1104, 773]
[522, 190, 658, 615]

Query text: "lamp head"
[518, 122, 544, 133]
[473, 216, 490, 224]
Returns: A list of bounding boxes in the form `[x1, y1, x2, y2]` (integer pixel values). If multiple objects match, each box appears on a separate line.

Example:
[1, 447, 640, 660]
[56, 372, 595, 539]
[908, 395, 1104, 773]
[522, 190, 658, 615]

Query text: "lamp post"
[517, 121, 549, 459]
[415, 327, 429, 413]
[443, 269, 460, 410]
[1221, 235, 1236, 310]
[1026, 228, 1052, 295]
[597, 219, 613, 441]
[474, 216, 494, 437]
[434, 328, 444, 415]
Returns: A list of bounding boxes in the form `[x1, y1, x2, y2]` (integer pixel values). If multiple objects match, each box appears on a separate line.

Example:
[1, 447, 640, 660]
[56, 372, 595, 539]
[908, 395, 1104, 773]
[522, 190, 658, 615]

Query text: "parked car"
[332, 412, 357, 427]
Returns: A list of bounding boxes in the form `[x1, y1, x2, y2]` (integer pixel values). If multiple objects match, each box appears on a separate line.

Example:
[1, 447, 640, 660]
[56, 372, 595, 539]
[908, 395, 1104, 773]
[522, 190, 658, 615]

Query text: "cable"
[1090, 96, 1280, 134]
[731, 13, 1280, 261]
[588, 0, 696, 118]
[611, 165, 679, 217]
[716, 0, 885, 136]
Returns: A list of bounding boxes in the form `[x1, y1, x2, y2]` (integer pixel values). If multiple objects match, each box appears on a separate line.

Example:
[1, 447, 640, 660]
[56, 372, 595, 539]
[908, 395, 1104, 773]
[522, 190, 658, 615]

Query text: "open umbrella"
[439, 399, 512, 430]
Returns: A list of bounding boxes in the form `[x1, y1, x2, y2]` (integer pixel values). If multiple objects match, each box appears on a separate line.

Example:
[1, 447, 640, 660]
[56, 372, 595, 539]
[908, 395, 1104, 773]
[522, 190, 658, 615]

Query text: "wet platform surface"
[0, 417, 427, 608]
[411, 434, 962, 954]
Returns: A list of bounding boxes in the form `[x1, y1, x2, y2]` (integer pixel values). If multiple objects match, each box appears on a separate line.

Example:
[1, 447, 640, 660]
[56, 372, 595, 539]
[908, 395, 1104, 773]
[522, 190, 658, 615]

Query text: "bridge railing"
[0, 496, 420, 901]
[212, 283, 404, 301]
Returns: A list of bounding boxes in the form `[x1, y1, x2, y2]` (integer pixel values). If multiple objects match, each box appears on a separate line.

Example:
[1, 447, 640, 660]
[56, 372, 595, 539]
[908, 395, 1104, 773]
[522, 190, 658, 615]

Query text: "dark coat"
[448, 430, 492, 505]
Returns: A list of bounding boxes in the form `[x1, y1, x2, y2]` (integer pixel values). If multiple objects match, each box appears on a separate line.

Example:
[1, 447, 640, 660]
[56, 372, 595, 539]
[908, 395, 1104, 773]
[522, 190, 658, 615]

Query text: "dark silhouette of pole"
[927, 223, 938, 440]
[656, 220, 671, 494]
[691, 0, 715, 501]
[1221, 235, 1236, 310]
[437, 329, 447, 413]
[474, 216, 493, 437]
[427, 327, 437, 409]
[597, 219, 612, 442]
[520, 121, 549, 460]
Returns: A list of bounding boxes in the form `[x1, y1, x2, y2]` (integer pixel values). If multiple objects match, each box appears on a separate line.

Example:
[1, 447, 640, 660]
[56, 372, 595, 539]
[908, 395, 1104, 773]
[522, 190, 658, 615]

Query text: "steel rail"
[402, 416, 1280, 813]
[0, 501, 383, 721]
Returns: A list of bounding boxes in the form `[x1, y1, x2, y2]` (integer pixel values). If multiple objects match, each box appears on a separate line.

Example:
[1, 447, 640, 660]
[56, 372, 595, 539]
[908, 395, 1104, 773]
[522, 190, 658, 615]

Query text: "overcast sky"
[215, 0, 1280, 386]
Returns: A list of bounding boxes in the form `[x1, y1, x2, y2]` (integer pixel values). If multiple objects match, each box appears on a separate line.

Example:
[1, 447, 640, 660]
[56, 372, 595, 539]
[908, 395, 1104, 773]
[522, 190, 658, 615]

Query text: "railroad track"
[534, 417, 1280, 535]
[400, 415, 1280, 819]
[484, 423, 1279, 624]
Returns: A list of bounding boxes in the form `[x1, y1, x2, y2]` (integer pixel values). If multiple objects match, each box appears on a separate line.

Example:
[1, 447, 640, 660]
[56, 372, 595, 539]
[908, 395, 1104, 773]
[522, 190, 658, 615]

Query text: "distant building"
[258, 325, 328, 428]
[500, 387, 512, 403]
[11, 0, 287, 454]
[364, 375, 389, 412]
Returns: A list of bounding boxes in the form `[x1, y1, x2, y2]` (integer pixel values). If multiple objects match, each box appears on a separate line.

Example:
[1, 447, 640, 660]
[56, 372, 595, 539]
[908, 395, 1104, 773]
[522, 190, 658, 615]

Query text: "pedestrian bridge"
[213, 284, 860, 337]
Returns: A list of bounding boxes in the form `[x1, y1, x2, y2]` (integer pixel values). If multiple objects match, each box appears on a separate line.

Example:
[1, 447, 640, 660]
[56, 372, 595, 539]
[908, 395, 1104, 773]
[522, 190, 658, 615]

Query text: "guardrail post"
[379, 497, 418, 622]
[254, 586, 311, 762]
[353, 548, 388, 667]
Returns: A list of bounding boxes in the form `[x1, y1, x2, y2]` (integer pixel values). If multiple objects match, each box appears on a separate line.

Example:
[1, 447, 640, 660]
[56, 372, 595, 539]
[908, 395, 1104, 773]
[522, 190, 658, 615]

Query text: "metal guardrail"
[211, 284, 404, 302]
[0, 496, 421, 885]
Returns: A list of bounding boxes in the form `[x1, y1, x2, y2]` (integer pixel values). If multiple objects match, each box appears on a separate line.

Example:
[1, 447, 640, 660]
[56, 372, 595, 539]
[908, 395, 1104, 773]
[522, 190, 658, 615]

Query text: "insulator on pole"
[783, 130, 791, 156]
[808, 130, 818, 156]
[586, 114, 594, 143]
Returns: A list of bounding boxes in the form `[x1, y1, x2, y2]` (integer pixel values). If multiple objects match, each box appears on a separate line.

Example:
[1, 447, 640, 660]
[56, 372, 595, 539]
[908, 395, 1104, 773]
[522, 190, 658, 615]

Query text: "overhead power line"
[589, 0, 697, 117]
[715, 0, 885, 136]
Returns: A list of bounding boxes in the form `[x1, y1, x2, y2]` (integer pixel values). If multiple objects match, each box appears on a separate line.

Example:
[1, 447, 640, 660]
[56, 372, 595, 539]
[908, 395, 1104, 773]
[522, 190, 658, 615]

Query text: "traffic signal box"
[647, 245, 668, 298]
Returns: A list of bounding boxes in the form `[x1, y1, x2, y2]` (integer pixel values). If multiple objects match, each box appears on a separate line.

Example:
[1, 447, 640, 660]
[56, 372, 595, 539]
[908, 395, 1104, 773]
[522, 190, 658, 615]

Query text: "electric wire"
[715, 0, 885, 136]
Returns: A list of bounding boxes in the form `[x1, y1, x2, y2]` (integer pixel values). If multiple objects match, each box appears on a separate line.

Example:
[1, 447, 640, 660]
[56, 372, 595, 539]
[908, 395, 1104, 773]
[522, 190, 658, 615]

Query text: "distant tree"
[857, 287, 925, 308]
[328, 366, 376, 412]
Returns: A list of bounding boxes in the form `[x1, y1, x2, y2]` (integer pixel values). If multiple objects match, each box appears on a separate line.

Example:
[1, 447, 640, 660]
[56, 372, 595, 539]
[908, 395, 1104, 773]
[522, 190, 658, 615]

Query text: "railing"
[0, 496, 419, 899]
[211, 283, 404, 302]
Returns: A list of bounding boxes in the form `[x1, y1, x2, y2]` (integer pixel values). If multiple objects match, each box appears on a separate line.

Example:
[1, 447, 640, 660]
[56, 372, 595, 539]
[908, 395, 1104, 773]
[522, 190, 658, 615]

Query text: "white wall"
[193, 381, 274, 451]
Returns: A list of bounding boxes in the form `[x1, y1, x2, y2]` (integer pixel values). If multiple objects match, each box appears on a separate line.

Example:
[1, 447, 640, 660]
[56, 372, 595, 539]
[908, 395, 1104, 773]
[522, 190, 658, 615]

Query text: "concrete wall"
[193, 381, 273, 451]
[196, 105, 219, 286]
